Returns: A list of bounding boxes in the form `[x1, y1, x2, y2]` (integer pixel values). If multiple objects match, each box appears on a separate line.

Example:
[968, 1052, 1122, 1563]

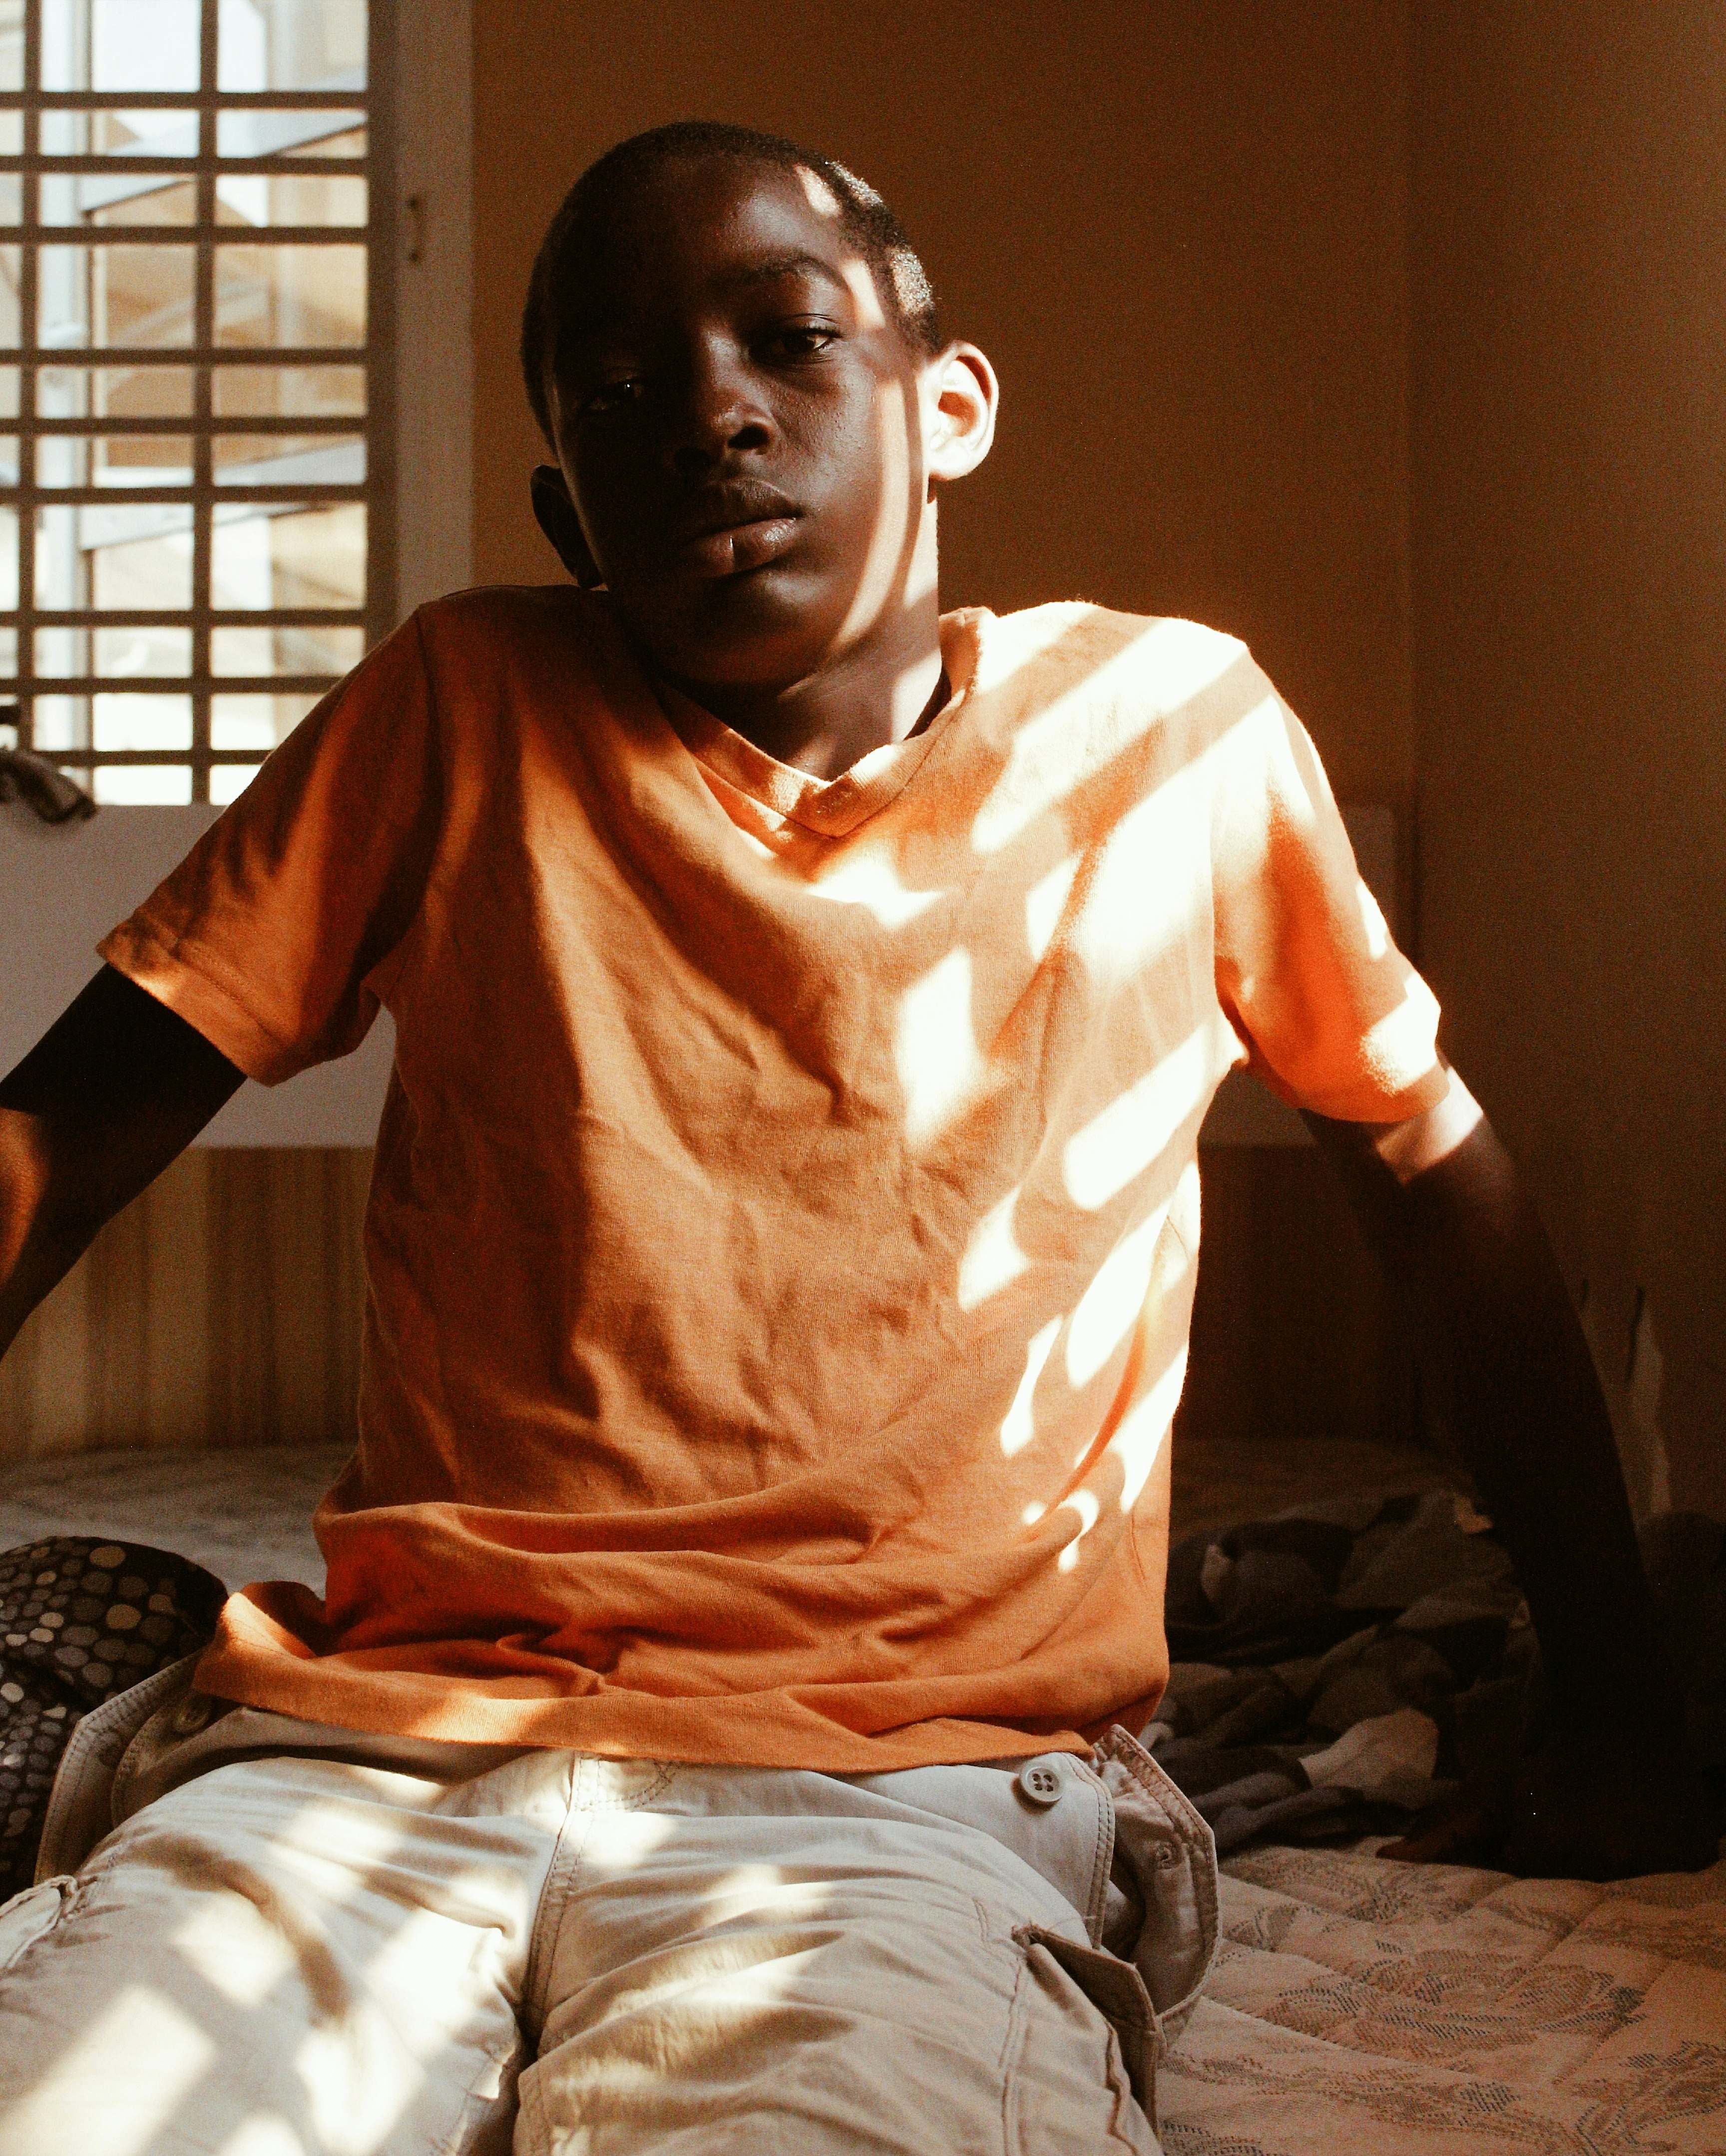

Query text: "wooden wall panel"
[0, 1148, 372, 1460]
[1178, 1144, 1417, 1451]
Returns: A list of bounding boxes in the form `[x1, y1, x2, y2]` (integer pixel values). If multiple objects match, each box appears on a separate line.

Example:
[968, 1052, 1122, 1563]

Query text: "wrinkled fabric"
[101, 589, 1443, 1765]
[1149, 1491, 1726, 1854]
[0, 1700, 1216, 2155]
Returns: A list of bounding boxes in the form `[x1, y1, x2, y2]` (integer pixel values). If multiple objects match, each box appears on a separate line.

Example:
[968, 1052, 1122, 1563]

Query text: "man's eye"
[581, 378, 646, 416]
[765, 326, 840, 360]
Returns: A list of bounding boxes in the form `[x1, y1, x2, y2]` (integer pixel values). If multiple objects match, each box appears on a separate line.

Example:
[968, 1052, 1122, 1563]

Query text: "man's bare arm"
[1305, 1070, 1716, 1877]
[0, 965, 244, 1362]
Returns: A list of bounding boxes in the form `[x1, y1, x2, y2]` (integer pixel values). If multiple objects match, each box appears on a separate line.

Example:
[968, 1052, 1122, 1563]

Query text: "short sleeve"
[1211, 669, 1445, 1122]
[98, 611, 442, 1084]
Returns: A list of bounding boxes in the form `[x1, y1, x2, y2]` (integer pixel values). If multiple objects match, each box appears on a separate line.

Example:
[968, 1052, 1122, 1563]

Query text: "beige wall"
[1410, 4, 1726, 1512]
[468, 0, 1726, 1508]
[470, 0, 1415, 805]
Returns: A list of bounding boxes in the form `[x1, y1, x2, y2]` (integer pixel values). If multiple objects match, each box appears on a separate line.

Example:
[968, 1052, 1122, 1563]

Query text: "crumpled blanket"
[1149, 1489, 1726, 1855]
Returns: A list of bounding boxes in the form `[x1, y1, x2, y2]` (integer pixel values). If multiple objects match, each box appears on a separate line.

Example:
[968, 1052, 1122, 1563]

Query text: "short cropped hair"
[519, 120, 942, 447]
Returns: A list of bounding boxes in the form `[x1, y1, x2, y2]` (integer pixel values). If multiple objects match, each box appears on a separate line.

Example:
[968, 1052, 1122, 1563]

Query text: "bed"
[0, 1441, 338, 1592]
[2, 1436, 1722, 2155]
[1168, 1840, 1726, 2155]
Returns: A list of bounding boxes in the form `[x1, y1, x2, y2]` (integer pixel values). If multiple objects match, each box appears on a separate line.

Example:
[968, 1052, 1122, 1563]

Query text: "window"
[0, 0, 387, 804]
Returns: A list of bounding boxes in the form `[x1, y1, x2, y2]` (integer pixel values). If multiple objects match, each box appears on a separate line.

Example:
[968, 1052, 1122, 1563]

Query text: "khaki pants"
[0, 1660, 1216, 2155]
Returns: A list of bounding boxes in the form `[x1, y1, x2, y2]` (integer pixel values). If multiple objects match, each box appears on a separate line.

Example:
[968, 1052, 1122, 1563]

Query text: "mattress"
[3, 1439, 1721, 2153]
[0, 1442, 337, 1592]
[1164, 1838, 1726, 2155]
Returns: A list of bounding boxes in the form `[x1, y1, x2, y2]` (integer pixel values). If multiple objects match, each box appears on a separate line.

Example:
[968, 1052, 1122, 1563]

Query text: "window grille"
[0, 0, 390, 805]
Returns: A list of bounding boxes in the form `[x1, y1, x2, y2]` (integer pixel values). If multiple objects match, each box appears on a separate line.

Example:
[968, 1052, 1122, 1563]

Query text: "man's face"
[542, 157, 932, 690]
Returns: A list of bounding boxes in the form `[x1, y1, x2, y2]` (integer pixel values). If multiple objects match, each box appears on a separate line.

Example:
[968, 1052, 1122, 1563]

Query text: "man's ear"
[530, 464, 604, 589]
[921, 343, 999, 490]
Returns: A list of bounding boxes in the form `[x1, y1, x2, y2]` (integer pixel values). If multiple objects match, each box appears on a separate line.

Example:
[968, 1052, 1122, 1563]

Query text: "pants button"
[1017, 1759, 1064, 1807]
[170, 1693, 213, 1737]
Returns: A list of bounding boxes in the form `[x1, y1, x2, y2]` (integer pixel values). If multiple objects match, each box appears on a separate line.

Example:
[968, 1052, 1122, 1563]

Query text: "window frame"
[0, 0, 394, 804]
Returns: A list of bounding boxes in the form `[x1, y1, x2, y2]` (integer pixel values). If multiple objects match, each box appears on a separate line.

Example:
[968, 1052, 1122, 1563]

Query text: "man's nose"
[665, 348, 774, 474]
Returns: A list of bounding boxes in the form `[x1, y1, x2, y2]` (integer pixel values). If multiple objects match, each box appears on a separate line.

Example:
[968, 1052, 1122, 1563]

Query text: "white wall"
[0, 804, 395, 1144]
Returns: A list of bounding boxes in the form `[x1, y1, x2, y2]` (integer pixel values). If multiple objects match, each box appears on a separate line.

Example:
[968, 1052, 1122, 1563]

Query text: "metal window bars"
[0, 0, 390, 804]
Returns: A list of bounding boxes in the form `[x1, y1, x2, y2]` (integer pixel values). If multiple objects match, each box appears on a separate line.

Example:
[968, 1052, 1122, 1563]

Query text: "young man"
[0, 122, 1711, 2155]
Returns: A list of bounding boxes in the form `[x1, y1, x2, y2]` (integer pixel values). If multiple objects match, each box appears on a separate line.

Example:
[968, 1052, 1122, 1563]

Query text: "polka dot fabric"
[0, 1538, 226, 1900]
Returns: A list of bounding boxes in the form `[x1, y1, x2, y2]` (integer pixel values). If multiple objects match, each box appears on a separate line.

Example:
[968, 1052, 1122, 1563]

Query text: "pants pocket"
[33, 1651, 205, 1883]
[1012, 1920, 1161, 2124]
[1006, 1726, 1222, 2130]
[0, 1875, 75, 1977]
[1005, 1931, 1161, 2152]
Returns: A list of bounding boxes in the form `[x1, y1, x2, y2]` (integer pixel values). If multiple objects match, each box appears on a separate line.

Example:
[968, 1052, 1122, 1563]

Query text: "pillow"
[0, 1537, 225, 1902]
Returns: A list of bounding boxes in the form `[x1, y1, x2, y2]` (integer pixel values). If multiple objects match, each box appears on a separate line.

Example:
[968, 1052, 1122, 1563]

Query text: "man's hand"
[1380, 1734, 1719, 1880]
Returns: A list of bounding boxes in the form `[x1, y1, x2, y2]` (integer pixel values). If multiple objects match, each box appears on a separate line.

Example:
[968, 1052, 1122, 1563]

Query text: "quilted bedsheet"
[1163, 1840, 1726, 2156]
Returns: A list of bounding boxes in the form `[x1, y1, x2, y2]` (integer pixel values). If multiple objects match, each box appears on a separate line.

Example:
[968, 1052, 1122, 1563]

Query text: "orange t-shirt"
[101, 587, 1444, 1770]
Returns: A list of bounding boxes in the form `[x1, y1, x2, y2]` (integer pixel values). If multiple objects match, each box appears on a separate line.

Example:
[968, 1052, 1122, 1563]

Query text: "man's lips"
[676, 513, 803, 579]
[666, 482, 805, 579]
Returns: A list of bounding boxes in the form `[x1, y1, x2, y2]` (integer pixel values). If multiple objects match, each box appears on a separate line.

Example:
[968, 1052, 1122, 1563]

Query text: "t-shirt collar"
[650, 611, 987, 839]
